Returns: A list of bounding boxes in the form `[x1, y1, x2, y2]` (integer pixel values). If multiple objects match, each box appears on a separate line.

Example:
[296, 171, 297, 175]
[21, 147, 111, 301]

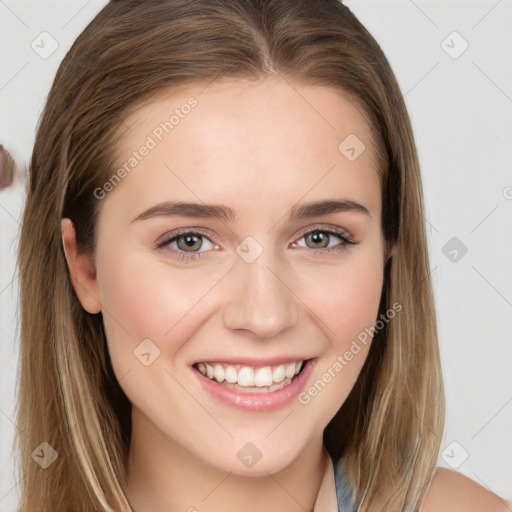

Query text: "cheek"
[297, 248, 383, 407]
[300, 250, 384, 351]
[94, 243, 218, 374]
[337, 260, 383, 342]
[296, 252, 384, 413]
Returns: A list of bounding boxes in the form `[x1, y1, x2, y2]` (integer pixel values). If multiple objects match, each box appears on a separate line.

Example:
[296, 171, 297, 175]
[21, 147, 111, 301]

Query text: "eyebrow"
[131, 199, 371, 224]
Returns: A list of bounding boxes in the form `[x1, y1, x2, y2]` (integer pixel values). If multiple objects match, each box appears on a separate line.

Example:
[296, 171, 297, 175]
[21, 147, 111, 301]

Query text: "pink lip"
[193, 358, 316, 412]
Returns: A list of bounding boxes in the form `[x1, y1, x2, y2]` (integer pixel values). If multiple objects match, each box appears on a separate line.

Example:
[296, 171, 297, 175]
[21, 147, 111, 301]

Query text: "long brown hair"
[15, 1, 444, 510]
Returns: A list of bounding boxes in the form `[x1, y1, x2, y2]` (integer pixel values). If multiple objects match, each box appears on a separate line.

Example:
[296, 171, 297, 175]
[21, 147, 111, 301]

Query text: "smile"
[194, 361, 305, 393]
[192, 358, 314, 411]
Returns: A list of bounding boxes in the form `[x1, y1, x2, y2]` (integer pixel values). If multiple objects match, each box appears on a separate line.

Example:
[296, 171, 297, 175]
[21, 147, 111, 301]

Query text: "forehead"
[105, 77, 382, 222]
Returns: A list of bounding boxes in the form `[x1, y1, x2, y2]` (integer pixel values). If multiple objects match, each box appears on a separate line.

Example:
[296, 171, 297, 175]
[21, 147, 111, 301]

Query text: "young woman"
[15, 1, 510, 511]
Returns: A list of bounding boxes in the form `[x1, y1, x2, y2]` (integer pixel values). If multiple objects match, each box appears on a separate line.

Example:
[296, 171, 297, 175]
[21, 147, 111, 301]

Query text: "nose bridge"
[222, 242, 298, 338]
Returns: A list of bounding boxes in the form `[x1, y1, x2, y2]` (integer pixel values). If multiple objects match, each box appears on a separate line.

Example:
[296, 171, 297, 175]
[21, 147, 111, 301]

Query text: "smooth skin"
[61, 77, 510, 512]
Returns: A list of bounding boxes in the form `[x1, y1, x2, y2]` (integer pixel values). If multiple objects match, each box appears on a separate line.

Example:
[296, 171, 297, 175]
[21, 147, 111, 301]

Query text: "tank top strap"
[332, 458, 357, 512]
[332, 460, 419, 512]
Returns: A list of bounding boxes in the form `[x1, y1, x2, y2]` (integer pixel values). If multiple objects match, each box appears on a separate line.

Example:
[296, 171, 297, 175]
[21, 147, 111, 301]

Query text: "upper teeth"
[196, 361, 303, 387]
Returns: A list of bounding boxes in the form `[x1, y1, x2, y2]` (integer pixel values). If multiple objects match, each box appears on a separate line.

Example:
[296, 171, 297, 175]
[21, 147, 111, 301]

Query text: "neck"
[125, 407, 328, 512]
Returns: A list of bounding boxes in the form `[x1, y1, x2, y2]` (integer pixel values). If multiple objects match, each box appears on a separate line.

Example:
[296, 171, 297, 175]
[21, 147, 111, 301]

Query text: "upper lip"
[193, 356, 313, 367]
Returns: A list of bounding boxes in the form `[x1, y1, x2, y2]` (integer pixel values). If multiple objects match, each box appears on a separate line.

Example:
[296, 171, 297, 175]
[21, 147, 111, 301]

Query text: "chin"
[192, 433, 312, 478]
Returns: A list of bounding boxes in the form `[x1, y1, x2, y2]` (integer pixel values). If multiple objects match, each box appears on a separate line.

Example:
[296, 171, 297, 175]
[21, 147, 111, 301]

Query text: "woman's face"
[72, 77, 386, 475]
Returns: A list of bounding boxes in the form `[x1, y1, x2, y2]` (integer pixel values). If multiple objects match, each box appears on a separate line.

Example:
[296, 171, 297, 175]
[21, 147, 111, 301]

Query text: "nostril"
[0, 144, 16, 190]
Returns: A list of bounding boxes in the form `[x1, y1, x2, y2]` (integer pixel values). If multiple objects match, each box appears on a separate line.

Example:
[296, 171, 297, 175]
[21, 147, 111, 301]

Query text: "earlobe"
[60, 218, 102, 314]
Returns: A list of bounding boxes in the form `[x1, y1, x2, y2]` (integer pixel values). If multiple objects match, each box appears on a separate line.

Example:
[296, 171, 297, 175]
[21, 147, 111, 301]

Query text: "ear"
[61, 218, 102, 314]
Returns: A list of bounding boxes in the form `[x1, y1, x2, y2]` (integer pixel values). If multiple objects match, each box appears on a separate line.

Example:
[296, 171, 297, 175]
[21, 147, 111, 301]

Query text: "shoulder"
[419, 467, 511, 512]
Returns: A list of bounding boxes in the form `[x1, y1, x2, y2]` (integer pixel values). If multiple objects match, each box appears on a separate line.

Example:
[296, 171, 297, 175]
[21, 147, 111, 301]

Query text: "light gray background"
[1, 1, 511, 510]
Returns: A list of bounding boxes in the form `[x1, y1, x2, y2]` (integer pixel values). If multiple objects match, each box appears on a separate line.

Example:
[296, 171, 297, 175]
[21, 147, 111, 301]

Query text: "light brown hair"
[16, 1, 444, 510]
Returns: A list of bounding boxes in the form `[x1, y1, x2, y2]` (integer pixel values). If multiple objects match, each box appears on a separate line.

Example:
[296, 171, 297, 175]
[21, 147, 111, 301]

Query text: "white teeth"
[254, 367, 273, 387]
[224, 366, 238, 384]
[272, 365, 285, 383]
[198, 360, 305, 389]
[238, 367, 255, 386]
[213, 364, 225, 383]
[285, 363, 296, 379]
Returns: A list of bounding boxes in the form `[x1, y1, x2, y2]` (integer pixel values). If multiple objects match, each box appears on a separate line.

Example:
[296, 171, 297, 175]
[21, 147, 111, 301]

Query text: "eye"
[171, 233, 214, 252]
[155, 229, 220, 261]
[291, 227, 356, 253]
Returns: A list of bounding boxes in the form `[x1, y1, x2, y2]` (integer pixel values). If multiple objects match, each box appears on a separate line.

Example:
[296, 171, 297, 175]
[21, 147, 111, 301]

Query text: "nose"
[222, 249, 299, 339]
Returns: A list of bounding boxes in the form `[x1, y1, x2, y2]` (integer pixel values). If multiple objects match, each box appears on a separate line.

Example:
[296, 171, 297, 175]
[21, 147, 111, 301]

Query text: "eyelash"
[155, 225, 357, 262]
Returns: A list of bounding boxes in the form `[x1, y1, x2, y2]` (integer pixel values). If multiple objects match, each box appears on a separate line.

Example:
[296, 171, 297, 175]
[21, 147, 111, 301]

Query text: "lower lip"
[193, 359, 315, 412]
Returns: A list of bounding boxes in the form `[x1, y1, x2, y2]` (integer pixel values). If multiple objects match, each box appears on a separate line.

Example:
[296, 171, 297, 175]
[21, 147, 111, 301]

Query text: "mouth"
[193, 360, 307, 393]
[192, 357, 314, 411]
